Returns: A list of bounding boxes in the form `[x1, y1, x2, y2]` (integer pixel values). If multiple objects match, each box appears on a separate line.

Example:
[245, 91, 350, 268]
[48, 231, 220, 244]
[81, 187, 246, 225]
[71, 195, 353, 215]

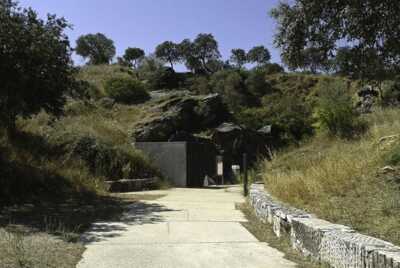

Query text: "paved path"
[78, 186, 296, 268]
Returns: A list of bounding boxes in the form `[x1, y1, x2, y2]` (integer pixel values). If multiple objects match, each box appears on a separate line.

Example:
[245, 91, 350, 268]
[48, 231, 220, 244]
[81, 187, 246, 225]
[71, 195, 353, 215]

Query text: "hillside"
[261, 108, 400, 245]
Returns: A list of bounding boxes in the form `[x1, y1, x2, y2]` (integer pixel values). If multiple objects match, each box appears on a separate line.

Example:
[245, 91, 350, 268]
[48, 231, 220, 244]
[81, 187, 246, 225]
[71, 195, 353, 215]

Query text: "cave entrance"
[135, 142, 219, 187]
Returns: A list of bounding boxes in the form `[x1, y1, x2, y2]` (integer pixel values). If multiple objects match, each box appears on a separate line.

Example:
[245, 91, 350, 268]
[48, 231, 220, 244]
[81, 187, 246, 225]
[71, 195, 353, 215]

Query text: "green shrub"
[209, 70, 253, 112]
[265, 94, 314, 143]
[316, 81, 368, 138]
[381, 76, 400, 106]
[70, 80, 102, 100]
[245, 69, 272, 98]
[145, 67, 181, 90]
[236, 107, 268, 130]
[237, 94, 314, 145]
[104, 77, 150, 104]
[385, 143, 400, 166]
[262, 63, 285, 75]
[67, 135, 157, 181]
[189, 76, 212, 94]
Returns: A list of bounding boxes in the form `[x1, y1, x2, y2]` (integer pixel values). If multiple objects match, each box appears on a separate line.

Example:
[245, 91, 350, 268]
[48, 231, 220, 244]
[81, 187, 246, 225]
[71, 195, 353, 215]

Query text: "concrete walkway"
[77, 186, 296, 268]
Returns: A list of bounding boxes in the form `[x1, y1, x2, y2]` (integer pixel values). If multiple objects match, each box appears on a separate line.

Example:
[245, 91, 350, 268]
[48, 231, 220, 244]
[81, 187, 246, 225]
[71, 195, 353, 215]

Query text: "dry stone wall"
[249, 183, 400, 268]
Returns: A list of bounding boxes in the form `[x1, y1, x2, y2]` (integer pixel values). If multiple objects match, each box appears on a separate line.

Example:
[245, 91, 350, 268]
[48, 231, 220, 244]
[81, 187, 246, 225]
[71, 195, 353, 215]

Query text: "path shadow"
[80, 202, 181, 244]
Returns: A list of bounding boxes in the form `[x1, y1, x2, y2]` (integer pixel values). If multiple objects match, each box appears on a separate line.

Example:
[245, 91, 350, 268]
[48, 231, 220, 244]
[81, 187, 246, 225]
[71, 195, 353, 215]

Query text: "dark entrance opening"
[135, 142, 218, 187]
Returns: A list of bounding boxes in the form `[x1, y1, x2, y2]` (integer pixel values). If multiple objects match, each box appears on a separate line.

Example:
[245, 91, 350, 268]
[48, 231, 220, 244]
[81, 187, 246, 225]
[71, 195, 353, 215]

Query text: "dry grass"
[0, 194, 165, 268]
[76, 64, 136, 97]
[0, 229, 84, 268]
[262, 108, 400, 245]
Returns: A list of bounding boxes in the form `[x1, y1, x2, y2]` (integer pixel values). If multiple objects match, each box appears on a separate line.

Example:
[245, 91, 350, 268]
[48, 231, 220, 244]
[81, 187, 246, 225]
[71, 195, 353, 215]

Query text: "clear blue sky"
[19, 0, 281, 70]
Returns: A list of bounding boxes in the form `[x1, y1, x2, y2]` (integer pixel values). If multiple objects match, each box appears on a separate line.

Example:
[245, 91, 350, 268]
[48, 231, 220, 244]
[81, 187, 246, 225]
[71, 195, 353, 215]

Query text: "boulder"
[357, 85, 379, 113]
[98, 97, 115, 109]
[133, 94, 231, 142]
[194, 94, 232, 129]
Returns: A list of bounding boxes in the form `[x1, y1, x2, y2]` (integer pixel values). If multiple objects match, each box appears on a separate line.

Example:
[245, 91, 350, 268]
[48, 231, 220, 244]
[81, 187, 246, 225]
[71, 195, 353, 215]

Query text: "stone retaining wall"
[249, 183, 400, 268]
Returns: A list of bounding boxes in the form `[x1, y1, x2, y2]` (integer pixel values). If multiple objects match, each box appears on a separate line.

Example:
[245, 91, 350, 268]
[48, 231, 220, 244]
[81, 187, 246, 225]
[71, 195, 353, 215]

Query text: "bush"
[245, 69, 272, 98]
[70, 80, 101, 100]
[209, 70, 253, 112]
[189, 76, 212, 94]
[381, 76, 400, 106]
[104, 77, 150, 104]
[237, 94, 314, 146]
[145, 67, 181, 90]
[262, 63, 285, 75]
[317, 81, 368, 138]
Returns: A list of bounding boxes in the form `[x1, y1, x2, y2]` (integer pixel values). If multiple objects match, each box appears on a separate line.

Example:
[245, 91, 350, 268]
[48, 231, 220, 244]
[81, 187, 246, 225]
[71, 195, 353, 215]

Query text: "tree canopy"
[121, 47, 145, 69]
[179, 34, 221, 74]
[0, 0, 75, 130]
[76, 33, 116, 65]
[271, 0, 400, 80]
[230, 49, 247, 69]
[247, 46, 271, 66]
[155, 41, 181, 70]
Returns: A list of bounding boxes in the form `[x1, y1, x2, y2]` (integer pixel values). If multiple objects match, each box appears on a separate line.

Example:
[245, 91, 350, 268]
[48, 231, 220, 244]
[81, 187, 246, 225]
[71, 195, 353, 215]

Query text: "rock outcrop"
[133, 94, 231, 142]
[357, 85, 379, 113]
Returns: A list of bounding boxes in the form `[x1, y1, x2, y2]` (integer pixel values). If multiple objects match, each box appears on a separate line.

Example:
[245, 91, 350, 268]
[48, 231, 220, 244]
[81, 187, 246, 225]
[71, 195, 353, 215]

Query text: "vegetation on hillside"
[2, 0, 400, 265]
[262, 108, 400, 245]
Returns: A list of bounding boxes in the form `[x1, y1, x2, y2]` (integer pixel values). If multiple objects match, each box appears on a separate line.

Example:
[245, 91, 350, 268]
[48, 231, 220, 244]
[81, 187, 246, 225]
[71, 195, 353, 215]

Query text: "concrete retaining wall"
[249, 183, 400, 268]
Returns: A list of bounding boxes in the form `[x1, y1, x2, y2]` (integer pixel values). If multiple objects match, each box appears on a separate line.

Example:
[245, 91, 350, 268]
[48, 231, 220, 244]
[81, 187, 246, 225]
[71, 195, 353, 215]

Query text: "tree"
[247, 46, 271, 66]
[0, 0, 75, 132]
[300, 47, 331, 74]
[155, 41, 181, 70]
[76, 33, 116, 65]
[122, 47, 145, 69]
[193, 33, 221, 73]
[178, 39, 202, 73]
[179, 34, 221, 74]
[245, 69, 272, 98]
[230, 49, 247, 69]
[270, 0, 400, 82]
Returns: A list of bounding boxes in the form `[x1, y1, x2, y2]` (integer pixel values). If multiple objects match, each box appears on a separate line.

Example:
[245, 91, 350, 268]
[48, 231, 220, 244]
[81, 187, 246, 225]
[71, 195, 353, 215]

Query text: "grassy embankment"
[262, 108, 400, 245]
[0, 65, 165, 267]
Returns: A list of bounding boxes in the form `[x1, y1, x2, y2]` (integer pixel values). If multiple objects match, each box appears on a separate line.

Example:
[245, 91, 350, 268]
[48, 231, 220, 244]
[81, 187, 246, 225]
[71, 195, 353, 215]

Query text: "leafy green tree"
[209, 70, 250, 111]
[155, 41, 181, 70]
[262, 63, 285, 75]
[179, 34, 221, 74]
[122, 47, 145, 69]
[301, 47, 332, 74]
[317, 81, 367, 139]
[76, 33, 116, 65]
[105, 77, 149, 104]
[230, 49, 247, 69]
[223, 72, 248, 111]
[333, 47, 357, 77]
[270, 0, 400, 82]
[247, 46, 271, 66]
[245, 69, 272, 98]
[146, 67, 180, 90]
[0, 0, 75, 132]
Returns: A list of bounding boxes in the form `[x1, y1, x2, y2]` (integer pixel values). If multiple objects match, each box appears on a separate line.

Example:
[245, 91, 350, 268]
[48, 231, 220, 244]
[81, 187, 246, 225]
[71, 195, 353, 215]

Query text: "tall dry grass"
[263, 108, 400, 245]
